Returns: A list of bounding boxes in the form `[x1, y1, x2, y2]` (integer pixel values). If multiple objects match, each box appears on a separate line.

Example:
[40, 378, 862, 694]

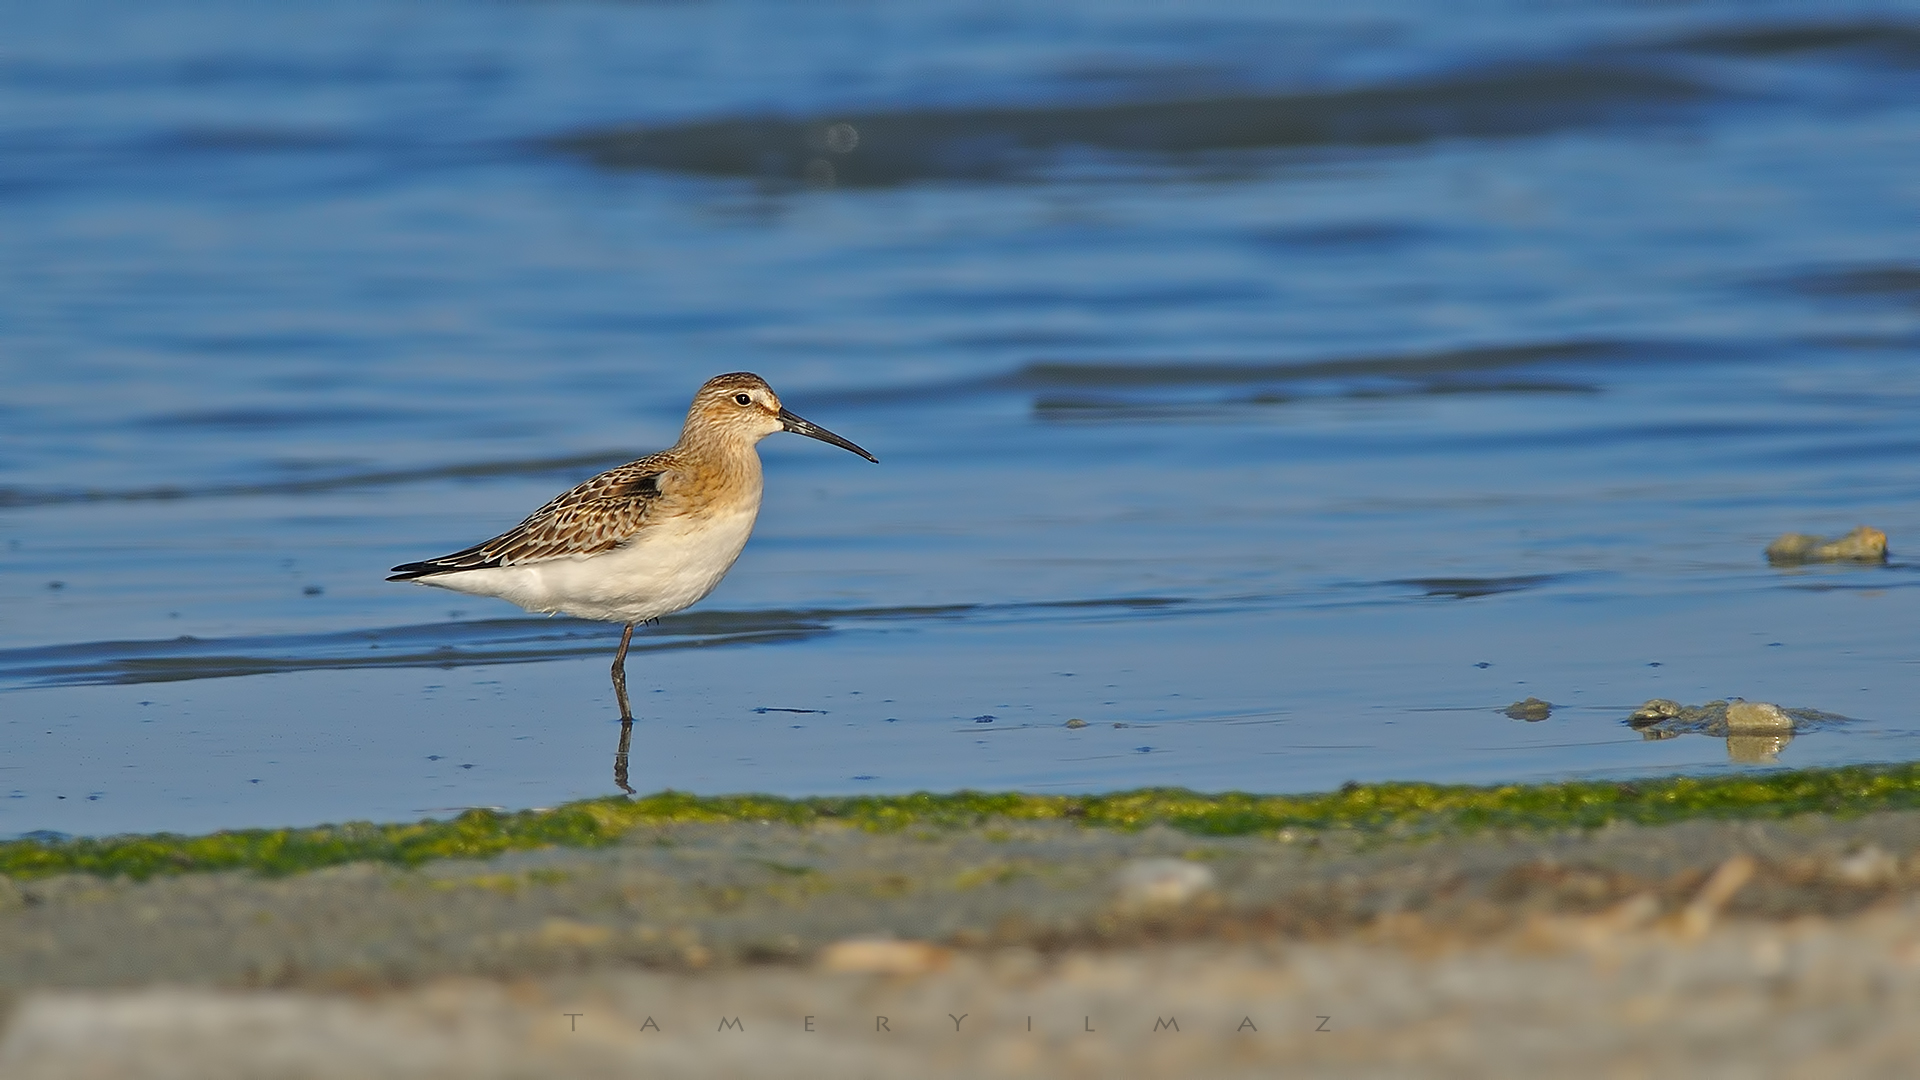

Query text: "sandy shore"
[5, 811, 1920, 1076]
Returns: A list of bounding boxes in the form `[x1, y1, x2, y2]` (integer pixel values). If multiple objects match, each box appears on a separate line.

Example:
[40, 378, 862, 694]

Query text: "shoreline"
[7, 768, 1920, 1074]
[11, 762, 1920, 880]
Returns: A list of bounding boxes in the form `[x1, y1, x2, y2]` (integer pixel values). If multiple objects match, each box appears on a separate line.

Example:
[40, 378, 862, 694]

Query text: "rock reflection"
[1726, 733, 1793, 764]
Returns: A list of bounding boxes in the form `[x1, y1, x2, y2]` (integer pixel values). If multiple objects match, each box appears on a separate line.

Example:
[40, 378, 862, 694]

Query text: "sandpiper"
[388, 372, 876, 720]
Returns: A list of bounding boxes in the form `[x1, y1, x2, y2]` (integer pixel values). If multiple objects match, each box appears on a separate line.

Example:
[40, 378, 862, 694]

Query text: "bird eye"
[734, 393, 753, 406]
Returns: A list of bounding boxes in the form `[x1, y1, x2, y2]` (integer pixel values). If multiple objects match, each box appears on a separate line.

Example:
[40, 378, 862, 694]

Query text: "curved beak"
[779, 408, 878, 463]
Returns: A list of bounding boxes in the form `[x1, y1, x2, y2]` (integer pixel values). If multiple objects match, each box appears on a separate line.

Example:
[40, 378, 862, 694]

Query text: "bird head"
[688, 372, 877, 462]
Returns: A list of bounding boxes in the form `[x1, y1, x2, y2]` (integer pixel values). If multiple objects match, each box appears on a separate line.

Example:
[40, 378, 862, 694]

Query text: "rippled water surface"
[4, 0, 1920, 834]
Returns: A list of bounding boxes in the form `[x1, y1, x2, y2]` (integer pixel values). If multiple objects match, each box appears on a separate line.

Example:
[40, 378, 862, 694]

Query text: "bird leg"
[611, 623, 635, 721]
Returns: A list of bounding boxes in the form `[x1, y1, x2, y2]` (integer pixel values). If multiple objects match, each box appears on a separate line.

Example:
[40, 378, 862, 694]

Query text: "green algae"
[9, 763, 1920, 881]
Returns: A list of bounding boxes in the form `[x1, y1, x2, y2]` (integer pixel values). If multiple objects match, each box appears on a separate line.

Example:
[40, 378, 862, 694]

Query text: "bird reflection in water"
[613, 719, 637, 795]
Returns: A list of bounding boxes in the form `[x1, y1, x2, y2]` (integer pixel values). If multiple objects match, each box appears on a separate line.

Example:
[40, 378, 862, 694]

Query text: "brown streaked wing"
[387, 457, 670, 579]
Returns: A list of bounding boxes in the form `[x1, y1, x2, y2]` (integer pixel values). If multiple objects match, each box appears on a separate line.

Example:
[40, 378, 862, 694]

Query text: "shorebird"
[388, 372, 876, 721]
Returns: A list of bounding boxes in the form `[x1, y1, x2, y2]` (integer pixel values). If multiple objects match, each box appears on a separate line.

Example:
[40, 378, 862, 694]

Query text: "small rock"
[816, 938, 951, 974]
[1114, 858, 1216, 910]
[1505, 697, 1553, 722]
[1678, 854, 1755, 939]
[1064, 718, 1088, 729]
[1627, 697, 1842, 759]
[1628, 699, 1684, 728]
[1600, 892, 1662, 932]
[533, 918, 612, 948]
[1830, 844, 1900, 886]
[1766, 525, 1888, 565]
[1725, 701, 1794, 734]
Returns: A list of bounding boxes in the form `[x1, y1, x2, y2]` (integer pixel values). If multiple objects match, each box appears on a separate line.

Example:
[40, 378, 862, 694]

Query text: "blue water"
[4, 0, 1920, 835]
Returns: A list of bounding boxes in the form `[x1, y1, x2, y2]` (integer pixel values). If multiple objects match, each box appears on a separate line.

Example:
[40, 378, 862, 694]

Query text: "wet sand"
[5, 810, 1920, 1076]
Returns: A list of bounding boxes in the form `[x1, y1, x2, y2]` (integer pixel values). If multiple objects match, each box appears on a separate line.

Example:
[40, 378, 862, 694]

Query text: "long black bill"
[779, 407, 879, 462]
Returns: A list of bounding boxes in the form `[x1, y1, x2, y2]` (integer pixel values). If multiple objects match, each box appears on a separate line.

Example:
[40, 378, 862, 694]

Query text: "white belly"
[414, 507, 760, 624]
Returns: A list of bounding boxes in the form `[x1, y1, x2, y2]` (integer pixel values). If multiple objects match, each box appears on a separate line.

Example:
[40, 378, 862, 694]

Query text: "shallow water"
[4, 0, 1920, 835]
